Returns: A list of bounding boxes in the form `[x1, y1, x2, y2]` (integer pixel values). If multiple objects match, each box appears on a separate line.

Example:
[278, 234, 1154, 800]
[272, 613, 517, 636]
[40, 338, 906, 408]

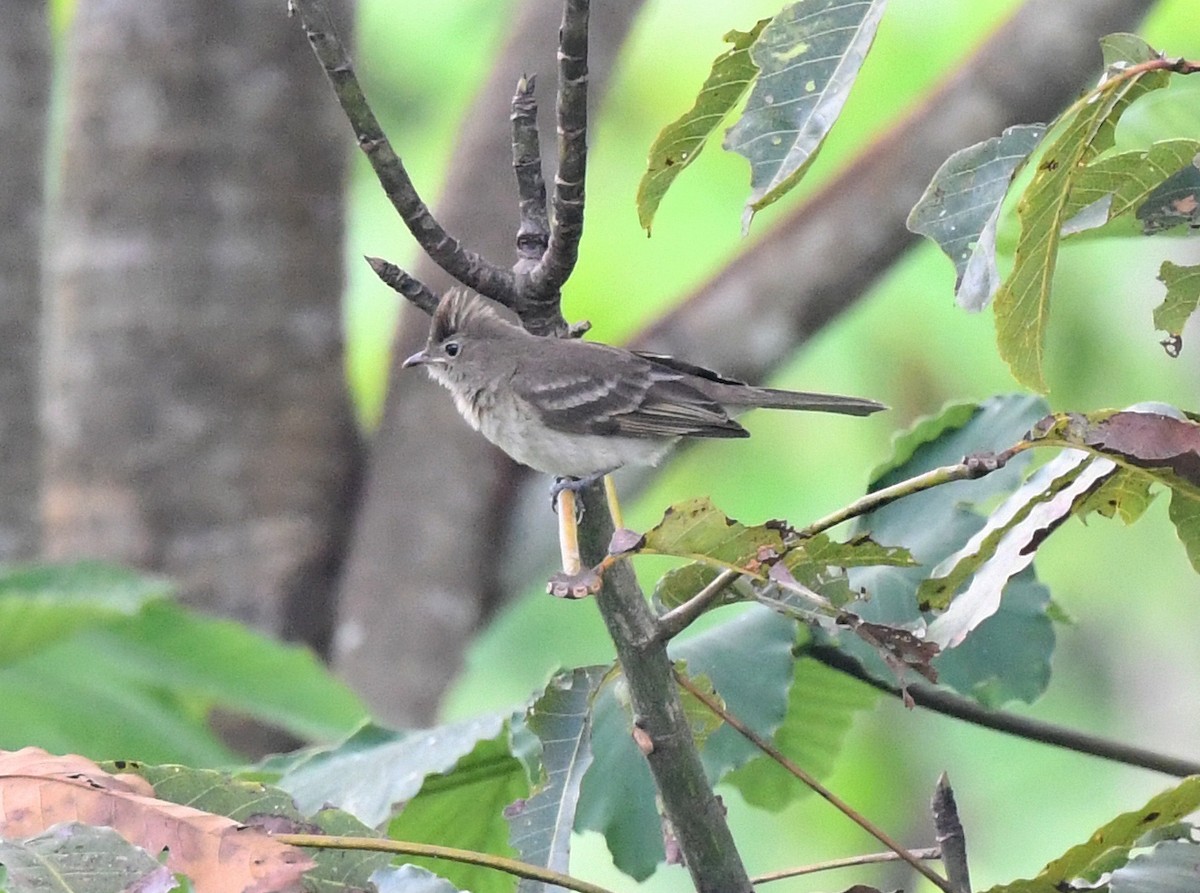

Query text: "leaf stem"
[272, 833, 617, 893]
[673, 670, 955, 893]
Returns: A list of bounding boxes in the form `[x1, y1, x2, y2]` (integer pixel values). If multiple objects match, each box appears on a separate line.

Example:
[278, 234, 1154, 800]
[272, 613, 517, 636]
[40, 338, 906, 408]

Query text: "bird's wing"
[514, 342, 748, 439]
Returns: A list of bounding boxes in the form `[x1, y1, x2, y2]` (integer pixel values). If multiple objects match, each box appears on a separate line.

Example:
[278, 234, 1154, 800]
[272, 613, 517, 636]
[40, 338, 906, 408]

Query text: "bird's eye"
[444, 340, 461, 358]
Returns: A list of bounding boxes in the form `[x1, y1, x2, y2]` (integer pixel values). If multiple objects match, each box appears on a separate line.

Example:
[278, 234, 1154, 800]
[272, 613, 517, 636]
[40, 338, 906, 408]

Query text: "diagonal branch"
[288, 0, 516, 305]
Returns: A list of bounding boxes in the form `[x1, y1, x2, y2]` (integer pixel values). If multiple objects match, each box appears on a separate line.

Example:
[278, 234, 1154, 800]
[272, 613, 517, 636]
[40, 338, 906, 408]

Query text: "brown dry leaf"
[0, 747, 314, 893]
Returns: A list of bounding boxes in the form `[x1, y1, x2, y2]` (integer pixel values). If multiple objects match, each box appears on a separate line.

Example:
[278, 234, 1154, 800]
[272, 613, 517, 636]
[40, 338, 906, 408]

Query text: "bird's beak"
[402, 349, 431, 369]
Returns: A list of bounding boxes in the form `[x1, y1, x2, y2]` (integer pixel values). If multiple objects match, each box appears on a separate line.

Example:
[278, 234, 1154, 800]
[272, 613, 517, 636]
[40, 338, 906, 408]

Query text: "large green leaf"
[0, 562, 169, 665]
[387, 731, 529, 893]
[272, 714, 508, 825]
[636, 20, 768, 233]
[848, 395, 1056, 705]
[507, 667, 606, 893]
[575, 607, 795, 880]
[0, 823, 171, 893]
[908, 124, 1047, 311]
[722, 654, 878, 810]
[1063, 139, 1200, 234]
[993, 35, 1170, 391]
[984, 777, 1200, 893]
[724, 0, 887, 227]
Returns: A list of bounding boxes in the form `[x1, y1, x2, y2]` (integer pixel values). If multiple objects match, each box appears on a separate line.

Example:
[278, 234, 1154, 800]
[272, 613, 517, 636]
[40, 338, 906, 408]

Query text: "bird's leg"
[548, 487, 603, 598]
[549, 469, 614, 514]
[603, 473, 625, 531]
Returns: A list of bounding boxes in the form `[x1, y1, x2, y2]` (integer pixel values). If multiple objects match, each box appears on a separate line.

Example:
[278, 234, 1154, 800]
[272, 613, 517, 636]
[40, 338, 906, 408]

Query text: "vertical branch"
[531, 0, 589, 298]
[288, 0, 515, 306]
[511, 75, 550, 274]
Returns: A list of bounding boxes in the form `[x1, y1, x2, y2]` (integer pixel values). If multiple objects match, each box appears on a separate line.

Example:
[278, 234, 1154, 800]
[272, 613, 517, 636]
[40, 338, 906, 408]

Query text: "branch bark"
[42, 0, 360, 657]
[0, 1, 50, 560]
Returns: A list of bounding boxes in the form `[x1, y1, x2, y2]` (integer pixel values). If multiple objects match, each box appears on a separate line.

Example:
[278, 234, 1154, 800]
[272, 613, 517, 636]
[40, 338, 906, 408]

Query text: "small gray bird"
[402, 289, 885, 483]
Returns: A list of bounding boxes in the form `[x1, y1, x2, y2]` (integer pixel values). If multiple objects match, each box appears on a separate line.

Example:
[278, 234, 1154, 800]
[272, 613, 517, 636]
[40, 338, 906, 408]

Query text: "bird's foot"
[550, 470, 612, 514]
[547, 567, 604, 599]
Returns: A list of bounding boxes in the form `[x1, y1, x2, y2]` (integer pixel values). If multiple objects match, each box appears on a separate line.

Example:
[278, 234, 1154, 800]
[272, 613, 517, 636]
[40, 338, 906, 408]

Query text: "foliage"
[7, 1, 1200, 893]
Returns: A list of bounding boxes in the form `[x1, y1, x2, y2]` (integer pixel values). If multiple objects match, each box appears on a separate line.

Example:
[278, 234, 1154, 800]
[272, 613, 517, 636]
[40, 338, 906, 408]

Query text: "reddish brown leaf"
[0, 748, 314, 893]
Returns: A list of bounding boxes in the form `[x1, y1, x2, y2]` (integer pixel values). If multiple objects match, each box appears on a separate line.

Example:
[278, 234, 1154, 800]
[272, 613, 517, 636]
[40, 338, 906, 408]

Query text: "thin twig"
[750, 847, 942, 886]
[673, 669, 955, 893]
[531, 0, 588, 296]
[272, 833, 617, 893]
[812, 645, 1200, 777]
[654, 568, 740, 641]
[288, 0, 516, 306]
[799, 447, 1028, 538]
[511, 75, 550, 272]
[364, 256, 438, 314]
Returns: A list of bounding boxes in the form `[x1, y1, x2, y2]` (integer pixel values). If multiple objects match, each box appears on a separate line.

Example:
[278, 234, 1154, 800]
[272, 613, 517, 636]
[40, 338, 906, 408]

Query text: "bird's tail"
[724, 385, 886, 416]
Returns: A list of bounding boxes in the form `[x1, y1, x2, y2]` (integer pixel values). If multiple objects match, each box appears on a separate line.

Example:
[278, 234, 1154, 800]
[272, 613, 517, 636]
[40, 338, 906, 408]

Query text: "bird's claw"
[547, 567, 604, 599]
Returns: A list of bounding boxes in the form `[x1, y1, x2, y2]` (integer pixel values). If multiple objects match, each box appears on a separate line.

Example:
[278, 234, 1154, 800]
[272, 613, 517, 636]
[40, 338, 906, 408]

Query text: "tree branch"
[575, 484, 754, 893]
[288, 0, 516, 305]
[530, 0, 589, 301]
[511, 75, 550, 272]
[812, 645, 1200, 778]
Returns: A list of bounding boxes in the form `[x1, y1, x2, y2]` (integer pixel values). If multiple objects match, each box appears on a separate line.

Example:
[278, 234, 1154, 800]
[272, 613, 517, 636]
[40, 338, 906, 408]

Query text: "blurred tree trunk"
[42, 0, 360, 653]
[332, 0, 647, 724]
[0, 1, 50, 560]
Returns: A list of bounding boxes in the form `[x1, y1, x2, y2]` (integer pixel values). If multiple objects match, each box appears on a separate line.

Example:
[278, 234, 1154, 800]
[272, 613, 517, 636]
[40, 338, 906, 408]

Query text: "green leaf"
[507, 667, 605, 892]
[0, 562, 169, 665]
[849, 395, 1055, 705]
[1153, 261, 1200, 343]
[920, 452, 1117, 648]
[575, 607, 795, 879]
[1028, 409, 1200, 572]
[272, 713, 508, 825]
[724, 0, 887, 227]
[574, 675, 659, 880]
[675, 607, 797, 782]
[984, 776, 1200, 893]
[1063, 139, 1200, 234]
[387, 730, 529, 893]
[993, 35, 1170, 391]
[1137, 147, 1200, 233]
[723, 655, 878, 811]
[637, 20, 768, 233]
[638, 496, 786, 570]
[0, 823, 172, 893]
[1074, 466, 1157, 524]
[653, 562, 727, 612]
[1110, 839, 1200, 893]
[908, 124, 1047, 311]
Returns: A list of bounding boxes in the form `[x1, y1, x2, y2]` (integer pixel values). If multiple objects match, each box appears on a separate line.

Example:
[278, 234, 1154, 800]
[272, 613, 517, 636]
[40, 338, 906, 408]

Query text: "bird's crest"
[431, 288, 522, 342]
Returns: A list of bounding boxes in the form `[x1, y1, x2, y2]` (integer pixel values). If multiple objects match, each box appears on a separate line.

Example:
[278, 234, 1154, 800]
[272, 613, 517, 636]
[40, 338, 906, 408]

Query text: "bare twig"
[654, 568, 740, 641]
[364, 256, 439, 314]
[511, 75, 550, 271]
[674, 669, 955, 893]
[932, 774, 972, 893]
[812, 645, 1200, 777]
[288, 0, 516, 306]
[531, 0, 589, 298]
[750, 848, 942, 886]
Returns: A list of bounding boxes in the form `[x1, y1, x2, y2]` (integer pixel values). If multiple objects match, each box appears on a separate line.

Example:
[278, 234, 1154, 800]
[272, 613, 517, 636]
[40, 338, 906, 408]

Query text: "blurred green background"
[343, 1, 1200, 890]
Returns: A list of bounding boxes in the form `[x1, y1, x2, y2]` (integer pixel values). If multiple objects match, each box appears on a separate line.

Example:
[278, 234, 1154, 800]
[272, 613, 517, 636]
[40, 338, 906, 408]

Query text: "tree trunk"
[0, 1, 50, 560]
[42, 0, 360, 653]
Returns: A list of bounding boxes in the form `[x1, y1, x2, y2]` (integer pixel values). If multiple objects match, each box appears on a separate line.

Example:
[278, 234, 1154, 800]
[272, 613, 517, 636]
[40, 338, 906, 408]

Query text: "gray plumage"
[403, 289, 885, 478]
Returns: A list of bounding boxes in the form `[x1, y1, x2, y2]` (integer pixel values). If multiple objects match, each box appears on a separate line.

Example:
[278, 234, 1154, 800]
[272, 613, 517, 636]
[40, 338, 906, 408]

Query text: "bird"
[402, 288, 885, 486]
